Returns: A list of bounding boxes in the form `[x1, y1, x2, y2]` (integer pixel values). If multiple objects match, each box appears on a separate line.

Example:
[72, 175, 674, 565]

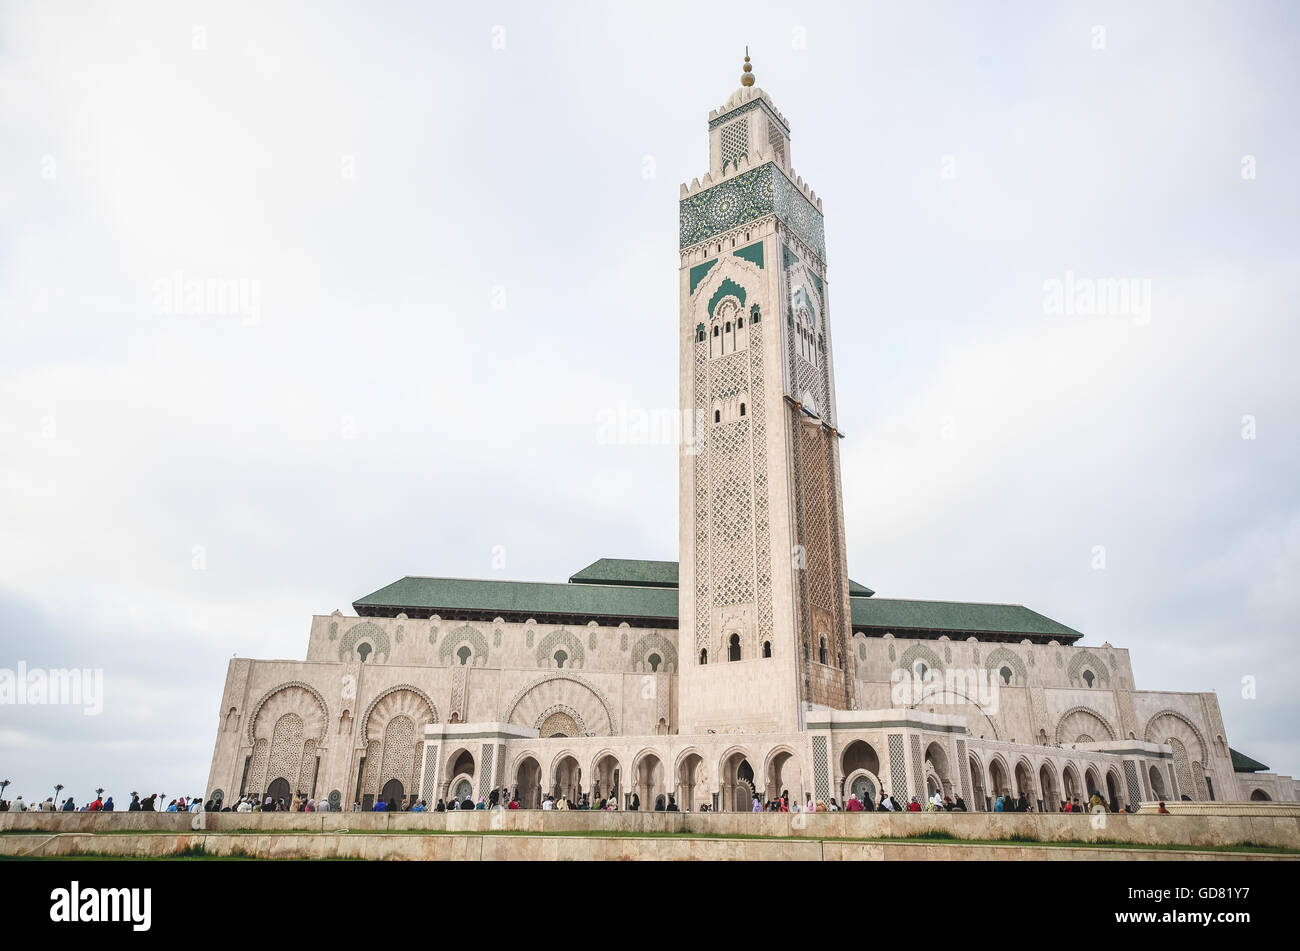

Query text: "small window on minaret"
[819, 638, 827, 665]
[713, 326, 719, 337]
[714, 410, 721, 423]
[724, 321, 731, 332]
[739, 403, 746, 417]
[763, 641, 771, 658]
[699, 649, 707, 665]
[737, 317, 743, 328]
[728, 634, 741, 662]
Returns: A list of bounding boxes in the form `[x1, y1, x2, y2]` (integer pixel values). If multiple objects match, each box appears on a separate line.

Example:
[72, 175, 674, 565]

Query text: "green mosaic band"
[679, 161, 826, 261]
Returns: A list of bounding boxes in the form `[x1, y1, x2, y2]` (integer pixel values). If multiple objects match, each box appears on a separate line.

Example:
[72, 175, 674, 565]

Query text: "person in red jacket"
[907, 797, 922, 812]
[846, 795, 864, 812]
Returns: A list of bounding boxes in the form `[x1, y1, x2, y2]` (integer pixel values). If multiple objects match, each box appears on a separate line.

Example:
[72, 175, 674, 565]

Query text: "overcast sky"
[1, 1, 1296, 802]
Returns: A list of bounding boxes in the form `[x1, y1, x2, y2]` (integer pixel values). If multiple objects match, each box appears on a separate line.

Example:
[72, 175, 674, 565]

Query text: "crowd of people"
[0, 785, 1148, 815]
[361, 786, 640, 812]
[0, 792, 216, 812]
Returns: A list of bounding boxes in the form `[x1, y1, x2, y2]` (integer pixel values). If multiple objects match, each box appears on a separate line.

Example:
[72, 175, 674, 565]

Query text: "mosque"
[205, 55, 1296, 814]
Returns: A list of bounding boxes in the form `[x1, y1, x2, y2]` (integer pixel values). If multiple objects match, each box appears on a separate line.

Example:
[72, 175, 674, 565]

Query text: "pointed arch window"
[728, 634, 741, 662]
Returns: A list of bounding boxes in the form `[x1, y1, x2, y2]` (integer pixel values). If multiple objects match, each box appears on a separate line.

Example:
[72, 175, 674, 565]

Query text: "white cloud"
[1, 1, 1296, 796]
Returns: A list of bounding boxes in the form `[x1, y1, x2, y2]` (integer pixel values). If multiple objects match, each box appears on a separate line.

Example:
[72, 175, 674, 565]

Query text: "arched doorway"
[591, 752, 621, 804]
[514, 755, 541, 808]
[452, 777, 473, 802]
[968, 755, 987, 810]
[765, 747, 796, 804]
[989, 758, 1011, 800]
[1084, 766, 1101, 799]
[552, 754, 581, 802]
[1105, 769, 1122, 811]
[444, 748, 475, 805]
[1148, 765, 1168, 800]
[720, 749, 756, 810]
[380, 778, 404, 810]
[924, 742, 954, 800]
[1062, 763, 1082, 802]
[632, 752, 664, 810]
[675, 751, 704, 811]
[1013, 760, 1035, 807]
[266, 777, 291, 805]
[1038, 764, 1061, 810]
[1250, 788, 1271, 801]
[841, 740, 881, 804]
[850, 773, 877, 806]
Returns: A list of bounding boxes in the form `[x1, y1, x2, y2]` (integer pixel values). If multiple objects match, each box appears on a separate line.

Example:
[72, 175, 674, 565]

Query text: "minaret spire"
[741, 47, 755, 87]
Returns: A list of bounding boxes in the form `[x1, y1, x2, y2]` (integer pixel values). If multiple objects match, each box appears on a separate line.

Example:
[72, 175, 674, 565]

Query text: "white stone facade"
[205, 66, 1297, 814]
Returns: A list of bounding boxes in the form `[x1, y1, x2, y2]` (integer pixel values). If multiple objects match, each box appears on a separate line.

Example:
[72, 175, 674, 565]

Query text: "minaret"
[677, 54, 854, 735]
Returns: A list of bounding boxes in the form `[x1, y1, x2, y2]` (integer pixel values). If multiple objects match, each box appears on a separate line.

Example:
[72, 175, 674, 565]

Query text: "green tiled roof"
[568, 557, 874, 596]
[354, 576, 678, 622]
[568, 559, 679, 588]
[850, 597, 1082, 641]
[353, 565, 1076, 642]
[1230, 748, 1269, 773]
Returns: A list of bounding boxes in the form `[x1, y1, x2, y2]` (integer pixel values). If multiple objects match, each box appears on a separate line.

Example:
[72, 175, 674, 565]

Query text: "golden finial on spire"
[741, 46, 755, 87]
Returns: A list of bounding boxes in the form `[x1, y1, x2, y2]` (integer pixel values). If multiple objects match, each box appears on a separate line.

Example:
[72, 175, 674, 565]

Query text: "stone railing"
[1135, 800, 1300, 817]
[2, 809, 1296, 850]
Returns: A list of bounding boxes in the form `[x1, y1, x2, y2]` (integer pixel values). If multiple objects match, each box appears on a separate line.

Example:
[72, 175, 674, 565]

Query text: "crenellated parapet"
[708, 85, 790, 132]
[680, 152, 822, 211]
